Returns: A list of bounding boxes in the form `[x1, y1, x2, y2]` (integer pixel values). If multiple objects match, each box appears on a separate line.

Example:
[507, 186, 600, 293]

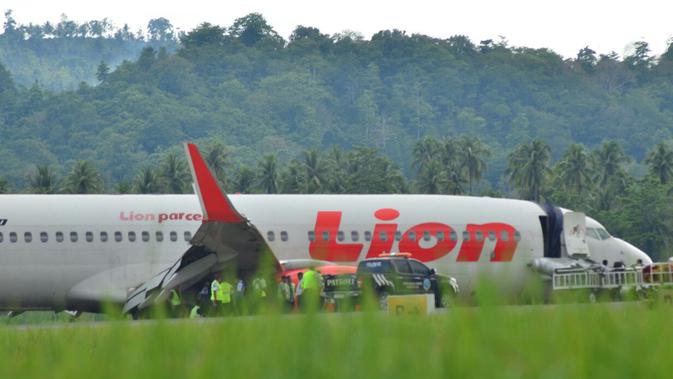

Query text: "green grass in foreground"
[0, 303, 672, 379]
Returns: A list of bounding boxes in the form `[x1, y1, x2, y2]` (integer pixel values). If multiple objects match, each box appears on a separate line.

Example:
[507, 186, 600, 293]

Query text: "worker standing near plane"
[220, 278, 234, 316]
[300, 266, 323, 311]
[169, 289, 182, 317]
[210, 275, 224, 316]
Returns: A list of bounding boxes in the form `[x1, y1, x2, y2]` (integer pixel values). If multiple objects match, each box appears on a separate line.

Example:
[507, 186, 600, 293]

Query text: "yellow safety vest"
[189, 305, 200, 318]
[302, 270, 320, 290]
[220, 281, 232, 304]
[170, 290, 181, 306]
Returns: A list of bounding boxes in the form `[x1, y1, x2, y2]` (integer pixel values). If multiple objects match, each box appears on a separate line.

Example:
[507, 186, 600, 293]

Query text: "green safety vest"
[170, 290, 181, 306]
[189, 305, 200, 319]
[301, 270, 320, 290]
[220, 281, 232, 304]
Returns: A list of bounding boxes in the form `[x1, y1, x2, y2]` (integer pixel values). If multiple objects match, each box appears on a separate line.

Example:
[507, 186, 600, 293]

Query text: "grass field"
[1, 302, 672, 379]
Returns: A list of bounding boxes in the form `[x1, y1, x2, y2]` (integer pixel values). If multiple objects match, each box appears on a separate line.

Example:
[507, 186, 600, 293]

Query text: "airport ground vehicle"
[322, 253, 459, 309]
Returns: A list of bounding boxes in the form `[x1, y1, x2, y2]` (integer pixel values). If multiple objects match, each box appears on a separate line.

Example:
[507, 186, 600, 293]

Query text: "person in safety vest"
[169, 289, 182, 317]
[219, 278, 234, 316]
[211, 275, 223, 315]
[189, 304, 201, 319]
[300, 267, 323, 311]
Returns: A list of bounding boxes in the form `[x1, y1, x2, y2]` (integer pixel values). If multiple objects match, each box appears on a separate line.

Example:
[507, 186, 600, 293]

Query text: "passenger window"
[128, 232, 136, 242]
[184, 231, 192, 241]
[394, 260, 413, 274]
[101, 232, 108, 242]
[267, 231, 275, 242]
[337, 231, 344, 242]
[409, 260, 431, 275]
[115, 231, 123, 242]
[351, 231, 359, 242]
[0, 232, 3, 242]
[436, 231, 444, 241]
[488, 231, 496, 241]
[142, 231, 150, 242]
[364, 231, 372, 242]
[86, 232, 94, 242]
[40, 232, 48, 243]
[24, 232, 32, 243]
[380, 231, 388, 241]
[10, 232, 17, 243]
[56, 232, 64, 243]
[423, 231, 431, 241]
[501, 231, 509, 241]
[280, 231, 288, 242]
[462, 231, 470, 241]
[308, 231, 315, 242]
[450, 231, 457, 241]
[514, 231, 521, 242]
[170, 231, 177, 242]
[322, 231, 329, 241]
[475, 231, 484, 241]
[156, 231, 163, 242]
[70, 232, 78, 243]
[395, 231, 402, 241]
[408, 231, 416, 241]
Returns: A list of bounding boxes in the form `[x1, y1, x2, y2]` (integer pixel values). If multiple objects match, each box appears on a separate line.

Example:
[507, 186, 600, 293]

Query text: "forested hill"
[1, 12, 673, 187]
[0, 11, 177, 90]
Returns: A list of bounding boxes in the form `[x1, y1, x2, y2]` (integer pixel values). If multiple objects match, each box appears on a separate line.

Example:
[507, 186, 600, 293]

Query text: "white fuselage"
[0, 194, 650, 311]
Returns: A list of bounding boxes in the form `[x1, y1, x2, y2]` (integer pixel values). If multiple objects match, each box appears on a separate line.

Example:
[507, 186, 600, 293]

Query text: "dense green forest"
[1, 12, 673, 259]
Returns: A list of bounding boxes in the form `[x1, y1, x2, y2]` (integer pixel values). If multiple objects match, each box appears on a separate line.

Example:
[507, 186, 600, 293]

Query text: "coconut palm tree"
[204, 141, 229, 189]
[645, 143, 673, 184]
[234, 165, 256, 193]
[412, 136, 442, 172]
[133, 167, 162, 194]
[593, 141, 630, 187]
[62, 160, 104, 194]
[258, 155, 279, 194]
[29, 165, 58, 194]
[457, 136, 490, 194]
[506, 140, 551, 202]
[302, 149, 324, 193]
[556, 144, 593, 193]
[416, 159, 445, 194]
[161, 152, 190, 194]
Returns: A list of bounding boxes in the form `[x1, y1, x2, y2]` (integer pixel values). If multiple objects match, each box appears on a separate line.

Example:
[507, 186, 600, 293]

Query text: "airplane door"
[563, 212, 590, 258]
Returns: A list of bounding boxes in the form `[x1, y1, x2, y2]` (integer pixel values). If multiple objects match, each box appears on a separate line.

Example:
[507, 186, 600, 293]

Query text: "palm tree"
[62, 160, 104, 194]
[645, 143, 673, 184]
[412, 136, 441, 172]
[416, 159, 445, 194]
[593, 141, 630, 187]
[161, 152, 190, 194]
[302, 150, 324, 193]
[457, 136, 490, 194]
[0, 177, 9, 194]
[506, 140, 551, 202]
[258, 155, 279, 194]
[280, 160, 306, 194]
[557, 144, 593, 193]
[133, 167, 162, 194]
[204, 141, 229, 189]
[234, 165, 256, 193]
[29, 165, 58, 194]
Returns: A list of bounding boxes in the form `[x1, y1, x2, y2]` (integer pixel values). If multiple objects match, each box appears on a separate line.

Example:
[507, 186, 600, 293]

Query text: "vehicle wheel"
[378, 293, 388, 311]
[439, 291, 454, 308]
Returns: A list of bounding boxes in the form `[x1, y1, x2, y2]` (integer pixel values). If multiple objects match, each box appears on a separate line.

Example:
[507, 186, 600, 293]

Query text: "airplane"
[0, 143, 652, 315]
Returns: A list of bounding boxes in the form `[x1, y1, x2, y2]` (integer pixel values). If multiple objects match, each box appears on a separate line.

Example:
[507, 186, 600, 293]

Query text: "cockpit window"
[596, 228, 611, 240]
[586, 228, 600, 240]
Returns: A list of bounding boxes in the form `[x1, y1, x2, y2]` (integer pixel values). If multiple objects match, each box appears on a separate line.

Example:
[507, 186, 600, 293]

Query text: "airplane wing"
[123, 143, 279, 316]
